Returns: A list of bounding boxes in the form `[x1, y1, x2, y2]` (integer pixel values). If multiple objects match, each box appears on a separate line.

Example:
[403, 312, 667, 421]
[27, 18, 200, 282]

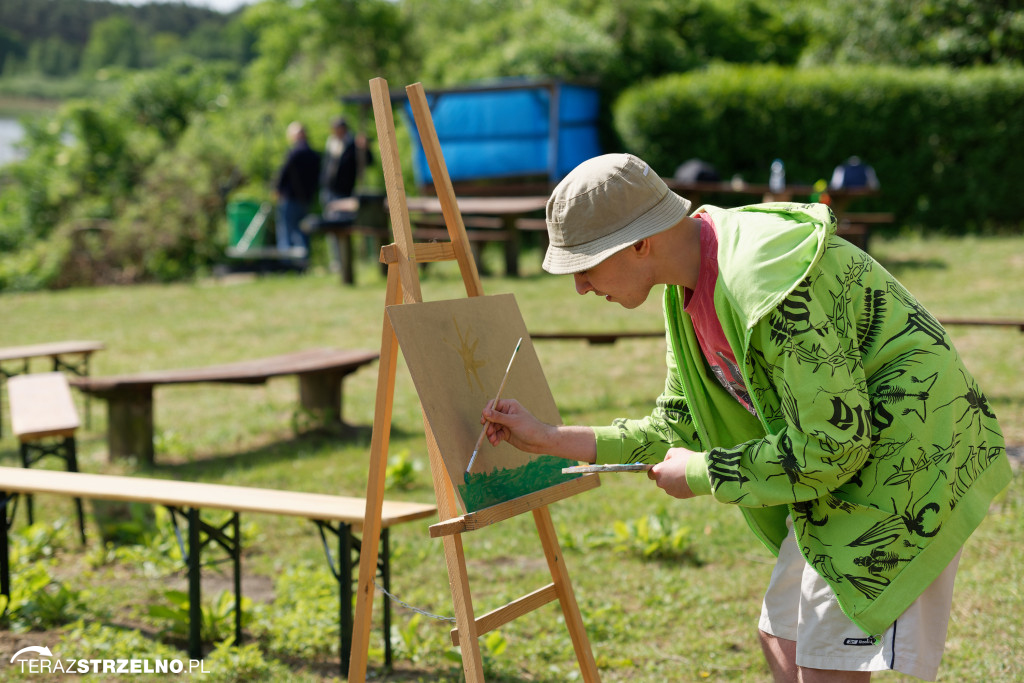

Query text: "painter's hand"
[482, 398, 553, 454]
[647, 447, 697, 499]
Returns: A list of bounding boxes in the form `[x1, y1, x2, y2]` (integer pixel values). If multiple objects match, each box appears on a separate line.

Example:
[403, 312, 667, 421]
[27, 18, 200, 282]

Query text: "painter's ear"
[633, 238, 652, 257]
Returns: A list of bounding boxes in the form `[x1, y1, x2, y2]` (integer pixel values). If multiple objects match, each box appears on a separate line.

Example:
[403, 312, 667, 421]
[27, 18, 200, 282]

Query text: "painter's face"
[572, 244, 652, 310]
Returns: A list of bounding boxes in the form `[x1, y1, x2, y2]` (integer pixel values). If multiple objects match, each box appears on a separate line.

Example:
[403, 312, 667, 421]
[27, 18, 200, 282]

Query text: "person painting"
[481, 153, 1010, 681]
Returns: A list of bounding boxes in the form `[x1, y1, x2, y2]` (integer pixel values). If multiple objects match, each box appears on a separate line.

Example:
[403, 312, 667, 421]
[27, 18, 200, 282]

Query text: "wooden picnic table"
[665, 180, 879, 218]
[304, 194, 550, 282]
[302, 194, 391, 285]
[666, 180, 884, 250]
[402, 195, 549, 277]
[69, 348, 378, 464]
[311, 182, 883, 282]
[0, 340, 105, 437]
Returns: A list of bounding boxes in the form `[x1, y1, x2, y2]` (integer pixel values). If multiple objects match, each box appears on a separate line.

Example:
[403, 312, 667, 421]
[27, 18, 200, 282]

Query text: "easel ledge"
[429, 473, 600, 537]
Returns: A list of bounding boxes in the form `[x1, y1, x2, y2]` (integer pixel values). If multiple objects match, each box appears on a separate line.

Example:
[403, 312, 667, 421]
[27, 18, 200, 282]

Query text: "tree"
[26, 37, 79, 76]
[80, 15, 144, 73]
[417, 3, 618, 87]
[0, 27, 27, 76]
[800, 0, 1024, 67]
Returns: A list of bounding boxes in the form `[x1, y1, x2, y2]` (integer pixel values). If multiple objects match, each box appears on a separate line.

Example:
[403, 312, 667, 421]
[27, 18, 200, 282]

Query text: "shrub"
[614, 64, 1024, 231]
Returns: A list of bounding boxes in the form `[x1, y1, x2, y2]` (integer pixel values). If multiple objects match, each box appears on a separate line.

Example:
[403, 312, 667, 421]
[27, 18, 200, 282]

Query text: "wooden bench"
[0, 466, 437, 673]
[0, 340, 105, 437]
[531, 330, 664, 345]
[7, 373, 87, 543]
[69, 348, 379, 464]
[938, 318, 1024, 332]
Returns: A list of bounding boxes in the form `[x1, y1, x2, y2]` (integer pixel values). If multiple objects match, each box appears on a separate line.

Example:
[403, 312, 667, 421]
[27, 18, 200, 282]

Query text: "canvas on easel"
[347, 77, 600, 683]
[387, 294, 580, 512]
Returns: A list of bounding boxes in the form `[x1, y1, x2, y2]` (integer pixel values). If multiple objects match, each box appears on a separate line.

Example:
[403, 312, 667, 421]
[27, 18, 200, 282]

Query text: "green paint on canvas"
[458, 455, 580, 512]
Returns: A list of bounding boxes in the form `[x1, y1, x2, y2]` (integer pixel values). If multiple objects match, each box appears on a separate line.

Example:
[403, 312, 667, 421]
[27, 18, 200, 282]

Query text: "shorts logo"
[844, 637, 878, 646]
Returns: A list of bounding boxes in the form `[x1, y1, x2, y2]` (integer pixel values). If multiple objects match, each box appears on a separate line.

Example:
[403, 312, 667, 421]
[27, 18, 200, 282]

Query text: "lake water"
[0, 118, 26, 166]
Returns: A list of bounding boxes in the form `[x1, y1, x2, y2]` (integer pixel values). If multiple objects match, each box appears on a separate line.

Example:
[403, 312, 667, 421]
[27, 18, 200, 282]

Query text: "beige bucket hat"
[542, 153, 692, 275]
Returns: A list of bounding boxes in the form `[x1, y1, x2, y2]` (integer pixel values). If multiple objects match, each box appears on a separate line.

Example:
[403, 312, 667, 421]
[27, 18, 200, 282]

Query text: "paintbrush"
[465, 336, 523, 483]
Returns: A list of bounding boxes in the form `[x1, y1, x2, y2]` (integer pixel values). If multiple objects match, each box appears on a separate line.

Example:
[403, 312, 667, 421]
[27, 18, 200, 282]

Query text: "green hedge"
[614, 65, 1024, 231]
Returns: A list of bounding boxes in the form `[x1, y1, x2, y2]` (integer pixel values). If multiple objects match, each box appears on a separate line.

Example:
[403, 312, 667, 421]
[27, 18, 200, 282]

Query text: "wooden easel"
[347, 77, 601, 682]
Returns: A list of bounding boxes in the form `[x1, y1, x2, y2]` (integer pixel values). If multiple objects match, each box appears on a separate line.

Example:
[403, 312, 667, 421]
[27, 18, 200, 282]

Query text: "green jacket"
[593, 202, 1010, 635]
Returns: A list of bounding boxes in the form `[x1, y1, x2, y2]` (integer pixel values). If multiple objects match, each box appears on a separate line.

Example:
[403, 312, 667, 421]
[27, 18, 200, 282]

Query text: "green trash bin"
[227, 200, 267, 248]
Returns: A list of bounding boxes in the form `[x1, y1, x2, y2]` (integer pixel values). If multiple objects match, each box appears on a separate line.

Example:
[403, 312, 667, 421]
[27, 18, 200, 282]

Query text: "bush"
[614, 64, 1024, 231]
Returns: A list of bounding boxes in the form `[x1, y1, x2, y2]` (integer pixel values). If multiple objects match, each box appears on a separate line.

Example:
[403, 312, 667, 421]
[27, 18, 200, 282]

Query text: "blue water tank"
[404, 80, 603, 186]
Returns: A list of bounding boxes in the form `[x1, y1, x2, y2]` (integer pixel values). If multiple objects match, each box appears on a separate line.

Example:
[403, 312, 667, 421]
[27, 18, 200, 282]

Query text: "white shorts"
[758, 519, 961, 681]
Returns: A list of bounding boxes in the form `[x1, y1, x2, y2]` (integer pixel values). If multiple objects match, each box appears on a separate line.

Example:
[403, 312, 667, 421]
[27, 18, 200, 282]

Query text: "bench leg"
[18, 445, 35, 527]
[501, 217, 520, 278]
[470, 242, 488, 276]
[1, 491, 12, 616]
[233, 513, 241, 647]
[0, 360, 32, 440]
[315, 520, 354, 675]
[297, 370, 347, 428]
[102, 386, 155, 465]
[188, 507, 202, 660]
[338, 231, 355, 286]
[53, 353, 94, 430]
[315, 522, 393, 676]
[341, 527, 354, 674]
[19, 437, 87, 544]
[168, 507, 243, 659]
[66, 438, 87, 545]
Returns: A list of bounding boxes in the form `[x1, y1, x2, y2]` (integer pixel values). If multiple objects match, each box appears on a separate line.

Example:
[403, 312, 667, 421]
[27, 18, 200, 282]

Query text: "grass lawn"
[0, 233, 1021, 682]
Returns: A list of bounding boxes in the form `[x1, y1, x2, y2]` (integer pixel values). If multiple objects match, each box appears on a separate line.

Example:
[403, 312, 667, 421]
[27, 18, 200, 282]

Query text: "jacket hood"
[696, 202, 835, 328]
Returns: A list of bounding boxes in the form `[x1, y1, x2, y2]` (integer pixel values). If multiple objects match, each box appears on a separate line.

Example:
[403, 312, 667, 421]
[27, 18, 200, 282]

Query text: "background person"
[830, 155, 880, 190]
[273, 121, 321, 256]
[482, 153, 1010, 682]
[318, 117, 373, 271]
[320, 117, 372, 209]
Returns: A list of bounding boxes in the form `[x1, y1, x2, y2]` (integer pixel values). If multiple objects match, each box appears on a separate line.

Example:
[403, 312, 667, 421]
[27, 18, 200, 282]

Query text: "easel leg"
[534, 506, 601, 682]
[423, 424, 485, 681]
[348, 266, 403, 682]
[441, 531, 485, 681]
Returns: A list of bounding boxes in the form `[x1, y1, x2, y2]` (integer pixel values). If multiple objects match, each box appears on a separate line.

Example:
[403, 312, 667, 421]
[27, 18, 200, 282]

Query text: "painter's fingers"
[648, 448, 697, 499]
[481, 398, 520, 425]
[482, 400, 512, 441]
[482, 398, 547, 451]
[485, 422, 510, 446]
